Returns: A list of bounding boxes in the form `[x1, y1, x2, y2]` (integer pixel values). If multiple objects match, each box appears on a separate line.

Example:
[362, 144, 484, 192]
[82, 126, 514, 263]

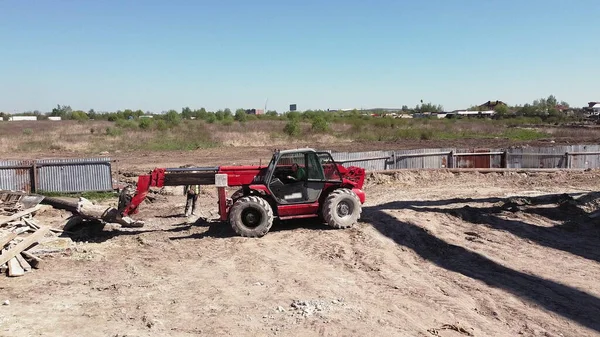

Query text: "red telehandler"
[118, 148, 366, 237]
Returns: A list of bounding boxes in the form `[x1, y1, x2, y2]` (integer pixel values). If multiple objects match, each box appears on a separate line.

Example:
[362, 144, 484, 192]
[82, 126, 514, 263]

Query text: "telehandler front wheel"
[322, 188, 361, 229]
[229, 196, 274, 237]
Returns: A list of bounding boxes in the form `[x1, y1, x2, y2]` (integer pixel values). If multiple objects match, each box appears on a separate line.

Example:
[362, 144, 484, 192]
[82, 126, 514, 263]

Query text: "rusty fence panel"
[0, 160, 33, 192]
[0, 158, 112, 193]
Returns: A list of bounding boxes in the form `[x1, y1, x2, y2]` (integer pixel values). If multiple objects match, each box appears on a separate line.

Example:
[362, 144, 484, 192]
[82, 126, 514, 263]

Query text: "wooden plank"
[22, 217, 40, 230]
[15, 252, 31, 271]
[7, 257, 24, 277]
[0, 232, 18, 249]
[21, 251, 42, 269]
[14, 226, 34, 235]
[0, 227, 49, 266]
[0, 205, 42, 226]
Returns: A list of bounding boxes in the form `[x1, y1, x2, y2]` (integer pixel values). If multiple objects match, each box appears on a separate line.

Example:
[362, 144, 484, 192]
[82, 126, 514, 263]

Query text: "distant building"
[139, 115, 153, 119]
[8, 116, 37, 121]
[48, 116, 62, 121]
[585, 102, 600, 115]
[245, 109, 264, 115]
[446, 110, 496, 118]
[478, 100, 506, 110]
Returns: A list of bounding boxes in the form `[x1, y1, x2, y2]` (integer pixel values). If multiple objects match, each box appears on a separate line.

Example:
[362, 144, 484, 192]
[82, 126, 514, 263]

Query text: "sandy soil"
[2, 169, 600, 337]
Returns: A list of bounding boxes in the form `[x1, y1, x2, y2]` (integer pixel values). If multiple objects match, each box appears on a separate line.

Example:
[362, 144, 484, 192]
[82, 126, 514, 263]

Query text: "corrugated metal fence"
[0, 157, 113, 193]
[330, 145, 600, 170]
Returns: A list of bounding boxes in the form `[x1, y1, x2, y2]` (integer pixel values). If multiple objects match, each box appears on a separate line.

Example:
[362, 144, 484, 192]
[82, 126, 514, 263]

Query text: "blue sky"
[1, 0, 599, 113]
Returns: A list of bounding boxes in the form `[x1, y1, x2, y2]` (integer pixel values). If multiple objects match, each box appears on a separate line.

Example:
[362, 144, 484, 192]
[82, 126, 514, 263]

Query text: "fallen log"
[0, 227, 50, 266]
[76, 198, 144, 227]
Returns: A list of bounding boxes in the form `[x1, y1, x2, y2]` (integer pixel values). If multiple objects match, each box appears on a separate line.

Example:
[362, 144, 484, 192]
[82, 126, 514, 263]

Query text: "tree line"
[0, 94, 588, 123]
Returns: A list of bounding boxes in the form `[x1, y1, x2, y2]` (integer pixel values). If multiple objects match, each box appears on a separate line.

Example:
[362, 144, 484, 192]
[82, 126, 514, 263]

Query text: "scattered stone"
[3, 300, 9, 306]
[290, 299, 328, 317]
[276, 306, 285, 313]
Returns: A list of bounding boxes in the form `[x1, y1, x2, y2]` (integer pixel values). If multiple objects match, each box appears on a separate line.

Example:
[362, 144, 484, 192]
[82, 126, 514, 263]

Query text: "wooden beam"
[0, 232, 17, 249]
[0, 226, 49, 266]
[0, 205, 42, 226]
[7, 257, 24, 277]
[15, 252, 31, 272]
[21, 251, 42, 269]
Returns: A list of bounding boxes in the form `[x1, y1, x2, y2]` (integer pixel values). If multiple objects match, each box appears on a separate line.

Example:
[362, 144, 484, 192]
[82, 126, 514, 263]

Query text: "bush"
[206, 114, 216, 124]
[115, 119, 138, 129]
[155, 120, 168, 131]
[221, 117, 234, 126]
[138, 118, 153, 130]
[284, 119, 301, 136]
[311, 116, 330, 133]
[164, 110, 181, 127]
[22, 128, 33, 136]
[234, 110, 247, 122]
[106, 127, 122, 137]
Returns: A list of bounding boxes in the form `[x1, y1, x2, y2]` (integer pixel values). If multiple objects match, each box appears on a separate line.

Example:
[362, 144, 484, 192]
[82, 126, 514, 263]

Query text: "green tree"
[71, 110, 89, 121]
[215, 110, 224, 121]
[494, 105, 510, 118]
[139, 118, 153, 130]
[284, 119, 301, 136]
[165, 109, 181, 126]
[223, 108, 232, 119]
[51, 104, 72, 118]
[182, 107, 193, 119]
[195, 108, 208, 120]
[235, 109, 247, 122]
[311, 116, 330, 133]
[415, 102, 443, 113]
[286, 110, 301, 120]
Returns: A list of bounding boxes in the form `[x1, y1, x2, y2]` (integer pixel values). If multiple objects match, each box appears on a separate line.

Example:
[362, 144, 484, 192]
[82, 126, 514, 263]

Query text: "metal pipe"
[453, 152, 505, 156]
[506, 153, 567, 157]
[395, 152, 450, 158]
[566, 151, 600, 156]
[368, 168, 588, 174]
[165, 166, 220, 172]
[336, 156, 390, 164]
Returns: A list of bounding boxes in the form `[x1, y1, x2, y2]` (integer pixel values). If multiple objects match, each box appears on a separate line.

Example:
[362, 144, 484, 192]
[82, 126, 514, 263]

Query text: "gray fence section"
[0, 158, 112, 193]
[0, 160, 32, 192]
[329, 145, 600, 170]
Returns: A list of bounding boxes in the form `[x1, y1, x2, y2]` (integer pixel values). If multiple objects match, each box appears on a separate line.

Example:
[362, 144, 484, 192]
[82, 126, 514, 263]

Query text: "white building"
[48, 116, 62, 121]
[8, 116, 37, 121]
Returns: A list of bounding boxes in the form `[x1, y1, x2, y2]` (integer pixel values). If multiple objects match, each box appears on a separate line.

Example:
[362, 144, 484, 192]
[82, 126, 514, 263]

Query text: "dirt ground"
[2, 168, 600, 336]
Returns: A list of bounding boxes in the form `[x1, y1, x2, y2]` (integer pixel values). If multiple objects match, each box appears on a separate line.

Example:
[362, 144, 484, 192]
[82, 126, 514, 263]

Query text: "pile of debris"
[0, 203, 54, 277]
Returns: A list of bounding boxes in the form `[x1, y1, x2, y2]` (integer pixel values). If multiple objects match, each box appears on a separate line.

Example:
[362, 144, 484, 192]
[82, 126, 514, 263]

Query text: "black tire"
[229, 196, 274, 237]
[230, 189, 244, 201]
[322, 188, 361, 229]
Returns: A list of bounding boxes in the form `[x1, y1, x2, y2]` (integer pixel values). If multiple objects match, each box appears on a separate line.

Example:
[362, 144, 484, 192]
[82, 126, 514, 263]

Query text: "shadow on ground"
[364, 192, 600, 333]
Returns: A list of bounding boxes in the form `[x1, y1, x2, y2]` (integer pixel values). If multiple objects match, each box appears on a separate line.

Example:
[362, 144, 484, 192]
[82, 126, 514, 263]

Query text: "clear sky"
[1, 0, 599, 113]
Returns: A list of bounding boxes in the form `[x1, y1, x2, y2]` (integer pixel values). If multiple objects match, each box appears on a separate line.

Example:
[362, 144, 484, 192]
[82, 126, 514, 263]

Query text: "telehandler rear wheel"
[229, 196, 274, 237]
[322, 188, 361, 229]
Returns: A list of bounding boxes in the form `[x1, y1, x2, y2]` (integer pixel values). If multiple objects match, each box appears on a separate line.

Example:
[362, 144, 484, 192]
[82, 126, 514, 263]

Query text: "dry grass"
[2, 118, 600, 156]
